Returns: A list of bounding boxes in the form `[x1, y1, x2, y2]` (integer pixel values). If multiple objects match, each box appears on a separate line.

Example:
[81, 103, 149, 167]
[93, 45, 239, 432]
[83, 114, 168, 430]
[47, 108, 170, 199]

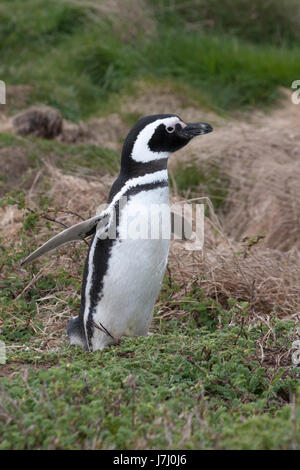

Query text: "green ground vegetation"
[0, 0, 300, 120]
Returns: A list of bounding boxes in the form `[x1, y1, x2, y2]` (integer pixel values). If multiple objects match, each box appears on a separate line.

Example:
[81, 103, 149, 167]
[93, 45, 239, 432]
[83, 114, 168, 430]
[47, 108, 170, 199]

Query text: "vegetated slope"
[1, 0, 300, 120]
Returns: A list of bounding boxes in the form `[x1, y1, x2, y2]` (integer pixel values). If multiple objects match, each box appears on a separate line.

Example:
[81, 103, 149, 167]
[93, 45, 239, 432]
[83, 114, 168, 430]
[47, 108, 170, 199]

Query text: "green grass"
[153, 0, 300, 46]
[31, 137, 120, 175]
[0, 0, 300, 119]
[144, 32, 300, 111]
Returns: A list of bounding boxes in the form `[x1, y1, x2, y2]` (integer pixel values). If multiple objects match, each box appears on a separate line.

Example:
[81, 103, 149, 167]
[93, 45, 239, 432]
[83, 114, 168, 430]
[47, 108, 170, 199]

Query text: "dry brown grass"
[166, 89, 300, 322]
[169, 229, 300, 322]
[218, 124, 300, 251]
[169, 89, 300, 251]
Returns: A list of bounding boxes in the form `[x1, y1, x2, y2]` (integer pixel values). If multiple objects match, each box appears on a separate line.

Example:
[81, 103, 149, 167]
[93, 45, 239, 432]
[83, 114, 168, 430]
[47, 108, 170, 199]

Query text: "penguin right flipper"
[20, 212, 109, 267]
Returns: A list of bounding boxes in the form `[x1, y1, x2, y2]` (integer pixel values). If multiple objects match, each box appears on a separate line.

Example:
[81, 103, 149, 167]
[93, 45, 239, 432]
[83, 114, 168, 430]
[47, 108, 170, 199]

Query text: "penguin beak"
[178, 122, 213, 138]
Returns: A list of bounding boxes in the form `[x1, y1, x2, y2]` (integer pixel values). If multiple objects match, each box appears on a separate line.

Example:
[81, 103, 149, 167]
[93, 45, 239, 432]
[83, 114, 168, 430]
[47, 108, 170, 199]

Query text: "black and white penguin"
[21, 114, 213, 351]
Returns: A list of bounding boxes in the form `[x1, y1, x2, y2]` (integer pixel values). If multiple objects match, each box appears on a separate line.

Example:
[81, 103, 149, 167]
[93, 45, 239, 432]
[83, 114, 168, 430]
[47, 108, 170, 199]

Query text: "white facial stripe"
[131, 117, 180, 163]
[83, 169, 169, 346]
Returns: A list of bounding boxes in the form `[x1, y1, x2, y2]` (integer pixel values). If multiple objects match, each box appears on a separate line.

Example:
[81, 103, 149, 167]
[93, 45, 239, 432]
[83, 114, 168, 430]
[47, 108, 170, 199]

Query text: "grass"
[153, 0, 300, 46]
[0, 190, 299, 449]
[0, 132, 119, 185]
[1, 271, 299, 449]
[30, 138, 120, 175]
[0, 0, 300, 119]
[144, 32, 300, 111]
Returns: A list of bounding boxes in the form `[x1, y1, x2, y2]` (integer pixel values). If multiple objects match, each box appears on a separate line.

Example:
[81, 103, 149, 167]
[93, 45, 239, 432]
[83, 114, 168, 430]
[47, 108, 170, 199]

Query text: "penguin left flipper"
[20, 212, 109, 267]
[21, 209, 193, 267]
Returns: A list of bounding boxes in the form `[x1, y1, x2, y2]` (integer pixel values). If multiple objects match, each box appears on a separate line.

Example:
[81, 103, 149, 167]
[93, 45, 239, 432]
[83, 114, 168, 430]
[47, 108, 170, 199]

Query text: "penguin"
[21, 114, 213, 351]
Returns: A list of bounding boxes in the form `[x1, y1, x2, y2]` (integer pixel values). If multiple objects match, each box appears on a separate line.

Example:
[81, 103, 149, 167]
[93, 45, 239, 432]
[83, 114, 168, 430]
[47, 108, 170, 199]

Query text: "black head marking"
[120, 114, 213, 177]
[148, 122, 191, 153]
[121, 114, 178, 170]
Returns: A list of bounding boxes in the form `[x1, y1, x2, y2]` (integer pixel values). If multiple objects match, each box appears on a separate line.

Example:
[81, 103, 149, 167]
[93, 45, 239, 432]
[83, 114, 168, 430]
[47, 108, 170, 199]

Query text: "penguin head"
[121, 114, 213, 170]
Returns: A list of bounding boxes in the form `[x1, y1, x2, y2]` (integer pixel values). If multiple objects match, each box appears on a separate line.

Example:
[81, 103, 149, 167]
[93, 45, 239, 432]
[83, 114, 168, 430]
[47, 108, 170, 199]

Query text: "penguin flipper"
[20, 213, 108, 267]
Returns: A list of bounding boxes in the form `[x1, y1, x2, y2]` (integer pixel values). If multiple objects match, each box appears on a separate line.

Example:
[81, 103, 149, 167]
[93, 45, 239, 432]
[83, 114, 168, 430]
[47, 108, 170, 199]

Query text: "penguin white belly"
[91, 186, 170, 351]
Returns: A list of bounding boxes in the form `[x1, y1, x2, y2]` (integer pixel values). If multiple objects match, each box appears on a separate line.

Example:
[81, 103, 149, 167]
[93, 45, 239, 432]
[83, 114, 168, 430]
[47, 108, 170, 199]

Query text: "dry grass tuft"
[43, 164, 111, 217]
[12, 106, 63, 139]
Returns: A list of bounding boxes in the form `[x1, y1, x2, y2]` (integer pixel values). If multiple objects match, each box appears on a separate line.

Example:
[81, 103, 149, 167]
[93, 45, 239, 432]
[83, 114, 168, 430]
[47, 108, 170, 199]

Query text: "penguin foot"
[67, 316, 87, 349]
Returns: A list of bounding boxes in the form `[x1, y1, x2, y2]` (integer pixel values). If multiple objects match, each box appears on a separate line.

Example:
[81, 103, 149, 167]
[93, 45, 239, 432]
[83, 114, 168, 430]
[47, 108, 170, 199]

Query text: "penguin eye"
[166, 125, 175, 133]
